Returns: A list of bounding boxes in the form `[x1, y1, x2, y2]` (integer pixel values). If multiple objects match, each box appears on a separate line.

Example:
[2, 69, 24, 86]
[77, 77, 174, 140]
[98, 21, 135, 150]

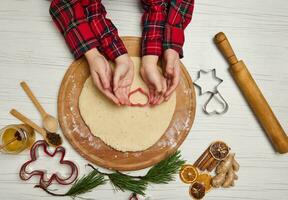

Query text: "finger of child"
[119, 88, 129, 105]
[115, 89, 126, 105]
[119, 88, 127, 105]
[122, 87, 128, 104]
[123, 87, 130, 105]
[165, 69, 180, 97]
[162, 78, 167, 94]
[164, 93, 173, 101]
[167, 78, 172, 89]
[149, 88, 154, 104]
[156, 96, 165, 105]
[113, 71, 121, 91]
[165, 81, 178, 98]
[155, 90, 165, 104]
[104, 89, 120, 105]
[91, 71, 104, 91]
[153, 91, 162, 105]
[97, 70, 110, 90]
[166, 61, 174, 74]
[120, 78, 131, 88]
[154, 80, 162, 94]
[93, 74, 119, 105]
[151, 88, 159, 104]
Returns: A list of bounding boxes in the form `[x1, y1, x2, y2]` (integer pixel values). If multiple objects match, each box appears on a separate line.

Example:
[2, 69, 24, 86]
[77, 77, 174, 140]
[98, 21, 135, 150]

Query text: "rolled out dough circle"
[79, 57, 176, 152]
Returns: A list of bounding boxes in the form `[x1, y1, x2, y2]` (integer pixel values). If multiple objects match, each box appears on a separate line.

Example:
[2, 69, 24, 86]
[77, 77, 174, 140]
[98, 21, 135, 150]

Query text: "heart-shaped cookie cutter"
[19, 140, 78, 188]
[194, 69, 229, 115]
[128, 88, 150, 107]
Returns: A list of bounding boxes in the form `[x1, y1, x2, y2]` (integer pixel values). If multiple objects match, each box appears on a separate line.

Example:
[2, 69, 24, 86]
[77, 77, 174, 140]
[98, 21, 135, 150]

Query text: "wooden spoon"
[10, 109, 62, 147]
[20, 81, 59, 133]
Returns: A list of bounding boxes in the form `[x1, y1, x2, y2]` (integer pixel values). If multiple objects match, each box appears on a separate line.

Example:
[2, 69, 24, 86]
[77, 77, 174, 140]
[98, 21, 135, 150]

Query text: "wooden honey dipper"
[214, 32, 288, 154]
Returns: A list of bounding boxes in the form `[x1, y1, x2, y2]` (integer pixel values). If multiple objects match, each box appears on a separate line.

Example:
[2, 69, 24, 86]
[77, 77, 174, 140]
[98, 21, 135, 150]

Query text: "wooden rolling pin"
[214, 32, 288, 154]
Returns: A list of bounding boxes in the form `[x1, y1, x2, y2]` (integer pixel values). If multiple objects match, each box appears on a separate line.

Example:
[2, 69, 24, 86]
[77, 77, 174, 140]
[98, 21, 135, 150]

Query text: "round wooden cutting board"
[58, 37, 196, 171]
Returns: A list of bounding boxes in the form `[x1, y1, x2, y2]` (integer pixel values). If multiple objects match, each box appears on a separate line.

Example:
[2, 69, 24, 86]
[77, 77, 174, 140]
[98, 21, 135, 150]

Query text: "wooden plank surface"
[0, 0, 287, 199]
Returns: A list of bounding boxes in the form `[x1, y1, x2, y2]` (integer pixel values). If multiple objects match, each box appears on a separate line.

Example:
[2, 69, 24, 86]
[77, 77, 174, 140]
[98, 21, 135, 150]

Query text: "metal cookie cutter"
[194, 69, 229, 115]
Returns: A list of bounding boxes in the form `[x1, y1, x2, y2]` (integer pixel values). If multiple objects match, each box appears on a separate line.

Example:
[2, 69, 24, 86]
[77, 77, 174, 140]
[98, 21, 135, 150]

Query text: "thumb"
[166, 62, 174, 77]
[97, 70, 110, 89]
[153, 78, 162, 93]
[113, 70, 121, 91]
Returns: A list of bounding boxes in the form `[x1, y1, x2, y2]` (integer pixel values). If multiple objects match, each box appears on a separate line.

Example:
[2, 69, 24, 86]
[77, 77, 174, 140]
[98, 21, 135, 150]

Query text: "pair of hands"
[85, 48, 180, 106]
[85, 49, 133, 105]
[141, 49, 180, 105]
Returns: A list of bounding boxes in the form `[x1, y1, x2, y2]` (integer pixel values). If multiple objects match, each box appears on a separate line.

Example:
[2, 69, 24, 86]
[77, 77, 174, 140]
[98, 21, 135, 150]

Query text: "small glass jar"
[0, 124, 35, 154]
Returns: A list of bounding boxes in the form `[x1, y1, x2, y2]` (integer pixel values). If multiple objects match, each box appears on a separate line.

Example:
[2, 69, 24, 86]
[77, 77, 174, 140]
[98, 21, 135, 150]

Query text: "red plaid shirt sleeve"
[49, 0, 127, 60]
[141, 0, 168, 57]
[164, 0, 194, 58]
[83, 0, 127, 61]
[49, 0, 100, 59]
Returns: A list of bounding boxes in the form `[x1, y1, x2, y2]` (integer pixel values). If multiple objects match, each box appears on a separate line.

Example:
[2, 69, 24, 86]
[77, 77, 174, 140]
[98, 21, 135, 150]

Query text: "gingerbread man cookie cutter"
[19, 140, 78, 188]
[194, 69, 229, 115]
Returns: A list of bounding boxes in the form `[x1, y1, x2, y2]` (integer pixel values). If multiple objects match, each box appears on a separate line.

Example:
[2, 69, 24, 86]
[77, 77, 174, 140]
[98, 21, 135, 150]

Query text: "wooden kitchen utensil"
[10, 109, 62, 147]
[20, 81, 59, 133]
[214, 32, 288, 154]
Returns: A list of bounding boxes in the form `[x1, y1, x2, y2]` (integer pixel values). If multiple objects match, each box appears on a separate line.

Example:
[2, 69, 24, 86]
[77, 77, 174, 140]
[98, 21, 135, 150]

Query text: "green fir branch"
[37, 169, 106, 198]
[38, 151, 185, 198]
[143, 151, 186, 184]
[66, 170, 107, 197]
[107, 171, 147, 196]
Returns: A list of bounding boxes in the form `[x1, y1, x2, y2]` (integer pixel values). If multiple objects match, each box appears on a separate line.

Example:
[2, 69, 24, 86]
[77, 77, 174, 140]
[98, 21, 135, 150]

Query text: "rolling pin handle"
[214, 32, 238, 65]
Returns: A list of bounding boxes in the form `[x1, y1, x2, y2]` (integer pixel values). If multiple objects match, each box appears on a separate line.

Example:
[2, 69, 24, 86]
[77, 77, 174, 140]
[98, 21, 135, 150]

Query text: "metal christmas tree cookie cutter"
[194, 69, 229, 115]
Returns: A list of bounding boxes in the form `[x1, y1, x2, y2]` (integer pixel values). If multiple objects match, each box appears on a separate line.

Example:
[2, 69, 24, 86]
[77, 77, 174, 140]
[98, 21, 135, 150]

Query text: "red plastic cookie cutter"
[129, 193, 139, 200]
[128, 88, 150, 107]
[19, 140, 78, 188]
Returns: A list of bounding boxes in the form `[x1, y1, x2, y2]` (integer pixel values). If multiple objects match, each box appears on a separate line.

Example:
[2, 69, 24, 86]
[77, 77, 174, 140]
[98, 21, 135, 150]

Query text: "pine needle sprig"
[37, 151, 185, 198]
[66, 170, 107, 197]
[37, 169, 107, 198]
[88, 151, 185, 191]
[107, 172, 147, 196]
[143, 151, 186, 184]
[88, 165, 147, 195]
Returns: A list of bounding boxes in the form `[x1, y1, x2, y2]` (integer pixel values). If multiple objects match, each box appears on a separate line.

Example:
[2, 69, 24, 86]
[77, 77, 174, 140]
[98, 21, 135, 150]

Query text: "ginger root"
[232, 158, 240, 172]
[222, 168, 237, 188]
[211, 172, 226, 188]
[216, 153, 235, 174]
[212, 153, 239, 188]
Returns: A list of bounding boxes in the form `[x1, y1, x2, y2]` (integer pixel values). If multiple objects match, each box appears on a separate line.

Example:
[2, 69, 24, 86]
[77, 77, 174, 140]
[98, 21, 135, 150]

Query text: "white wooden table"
[0, 0, 287, 199]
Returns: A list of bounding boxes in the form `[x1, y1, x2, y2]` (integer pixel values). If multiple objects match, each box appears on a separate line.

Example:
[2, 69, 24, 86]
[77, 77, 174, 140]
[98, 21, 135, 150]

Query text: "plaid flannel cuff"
[141, 38, 163, 57]
[99, 34, 128, 61]
[163, 24, 184, 58]
[64, 22, 100, 59]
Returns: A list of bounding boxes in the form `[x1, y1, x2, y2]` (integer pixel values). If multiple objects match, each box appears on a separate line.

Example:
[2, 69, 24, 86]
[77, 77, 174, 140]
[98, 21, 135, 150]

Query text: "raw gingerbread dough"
[79, 57, 176, 152]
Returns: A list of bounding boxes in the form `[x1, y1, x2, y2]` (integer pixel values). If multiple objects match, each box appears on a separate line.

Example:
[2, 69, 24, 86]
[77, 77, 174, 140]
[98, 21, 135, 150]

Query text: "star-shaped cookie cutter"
[194, 69, 229, 115]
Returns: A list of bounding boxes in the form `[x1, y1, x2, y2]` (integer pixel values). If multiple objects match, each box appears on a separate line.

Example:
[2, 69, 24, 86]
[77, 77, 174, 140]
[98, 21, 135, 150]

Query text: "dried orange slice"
[190, 182, 205, 199]
[196, 173, 212, 192]
[210, 141, 230, 160]
[179, 165, 198, 184]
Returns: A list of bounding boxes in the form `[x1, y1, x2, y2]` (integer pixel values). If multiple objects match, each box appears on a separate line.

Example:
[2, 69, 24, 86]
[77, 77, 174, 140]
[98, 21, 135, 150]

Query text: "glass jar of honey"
[0, 124, 35, 154]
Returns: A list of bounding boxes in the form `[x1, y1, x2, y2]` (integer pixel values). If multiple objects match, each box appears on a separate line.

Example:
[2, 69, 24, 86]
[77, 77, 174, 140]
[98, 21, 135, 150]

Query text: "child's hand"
[163, 49, 180, 101]
[85, 48, 120, 105]
[141, 55, 167, 105]
[114, 54, 134, 105]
